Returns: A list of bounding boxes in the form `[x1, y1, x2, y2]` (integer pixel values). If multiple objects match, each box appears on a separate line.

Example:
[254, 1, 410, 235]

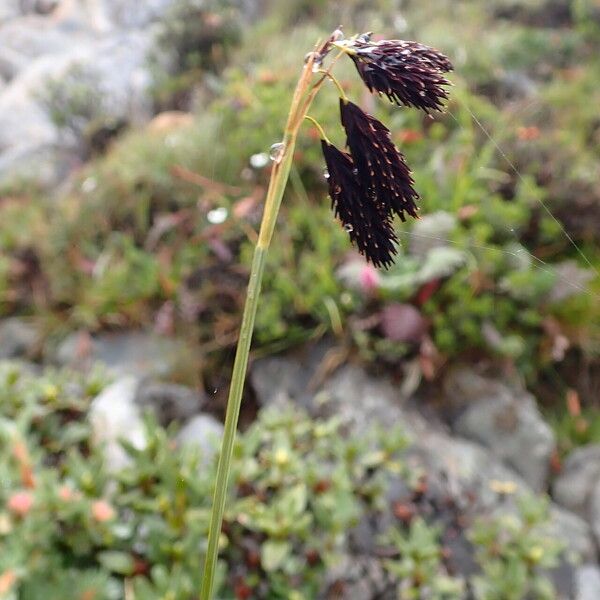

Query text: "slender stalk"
[318, 69, 348, 102]
[200, 51, 323, 600]
[304, 115, 330, 143]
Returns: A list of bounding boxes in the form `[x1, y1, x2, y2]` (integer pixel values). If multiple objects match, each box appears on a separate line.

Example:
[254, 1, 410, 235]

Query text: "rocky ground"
[250, 342, 600, 599]
[2, 316, 600, 598]
[0, 0, 197, 189]
[2, 1, 600, 597]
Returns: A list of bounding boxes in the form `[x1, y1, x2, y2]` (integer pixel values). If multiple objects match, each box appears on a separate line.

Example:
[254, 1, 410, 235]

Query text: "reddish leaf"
[379, 303, 427, 343]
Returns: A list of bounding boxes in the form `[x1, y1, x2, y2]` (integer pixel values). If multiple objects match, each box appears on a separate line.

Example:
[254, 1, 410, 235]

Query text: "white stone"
[89, 376, 145, 472]
[176, 414, 224, 466]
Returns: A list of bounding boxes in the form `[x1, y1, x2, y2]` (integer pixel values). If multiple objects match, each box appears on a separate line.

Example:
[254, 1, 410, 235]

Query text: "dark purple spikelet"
[339, 99, 419, 223]
[320, 139, 398, 268]
[349, 38, 453, 112]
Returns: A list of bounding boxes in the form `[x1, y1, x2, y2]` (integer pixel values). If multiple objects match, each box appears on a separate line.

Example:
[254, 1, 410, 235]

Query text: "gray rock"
[175, 414, 223, 466]
[0, 16, 83, 75]
[588, 480, 600, 550]
[99, 0, 179, 29]
[253, 343, 431, 440]
[22, 0, 60, 16]
[320, 555, 393, 600]
[135, 380, 203, 425]
[496, 70, 538, 99]
[407, 427, 595, 562]
[250, 339, 339, 410]
[550, 505, 597, 563]
[332, 367, 595, 564]
[395, 429, 595, 564]
[0, 1, 22, 24]
[54, 330, 197, 380]
[0, 0, 251, 189]
[0, 12, 153, 188]
[0, 140, 72, 190]
[546, 559, 575, 600]
[0, 317, 40, 360]
[319, 364, 429, 441]
[254, 351, 594, 570]
[408, 428, 528, 510]
[553, 444, 600, 519]
[0, 57, 60, 184]
[89, 376, 145, 472]
[575, 565, 600, 600]
[446, 368, 555, 491]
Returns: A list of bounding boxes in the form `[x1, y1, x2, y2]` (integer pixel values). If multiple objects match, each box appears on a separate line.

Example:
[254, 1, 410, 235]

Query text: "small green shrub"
[382, 517, 465, 599]
[469, 495, 564, 600]
[547, 404, 600, 456]
[38, 64, 126, 157]
[0, 363, 576, 599]
[0, 363, 409, 599]
[149, 0, 242, 109]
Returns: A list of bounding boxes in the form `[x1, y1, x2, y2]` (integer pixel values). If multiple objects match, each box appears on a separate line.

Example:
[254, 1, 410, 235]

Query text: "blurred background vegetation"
[3, 0, 600, 402]
[1, 0, 600, 597]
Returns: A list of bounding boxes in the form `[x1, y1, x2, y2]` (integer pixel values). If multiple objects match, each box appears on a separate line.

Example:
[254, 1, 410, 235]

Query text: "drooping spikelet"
[339, 99, 419, 223]
[320, 139, 398, 268]
[348, 37, 453, 112]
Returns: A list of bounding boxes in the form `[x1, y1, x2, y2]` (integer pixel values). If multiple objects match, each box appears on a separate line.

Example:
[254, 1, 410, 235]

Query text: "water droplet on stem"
[250, 152, 269, 168]
[269, 142, 285, 163]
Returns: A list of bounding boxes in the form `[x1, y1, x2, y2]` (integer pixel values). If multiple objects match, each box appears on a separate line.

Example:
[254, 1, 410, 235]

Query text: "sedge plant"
[200, 29, 453, 599]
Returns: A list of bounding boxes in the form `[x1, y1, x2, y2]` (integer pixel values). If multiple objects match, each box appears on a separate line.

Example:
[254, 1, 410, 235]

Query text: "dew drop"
[323, 168, 330, 179]
[343, 223, 354, 233]
[207, 207, 228, 224]
[269, 142, 285, 163]
[250, 152, 269, 169]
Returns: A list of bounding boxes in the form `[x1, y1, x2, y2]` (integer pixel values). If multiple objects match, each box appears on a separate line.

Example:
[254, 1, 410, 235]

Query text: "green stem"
[200, 50, 323, 600]
[318, 69, 348, 102]
[304, 115, 330, 143]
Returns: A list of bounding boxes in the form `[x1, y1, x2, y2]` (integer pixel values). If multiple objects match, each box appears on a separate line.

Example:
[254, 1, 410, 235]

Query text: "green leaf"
[97, 550, 135, 575]
[280, 483, 307, 516]
[418, 247, 467, 282]
[261, 540, 292, 572]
